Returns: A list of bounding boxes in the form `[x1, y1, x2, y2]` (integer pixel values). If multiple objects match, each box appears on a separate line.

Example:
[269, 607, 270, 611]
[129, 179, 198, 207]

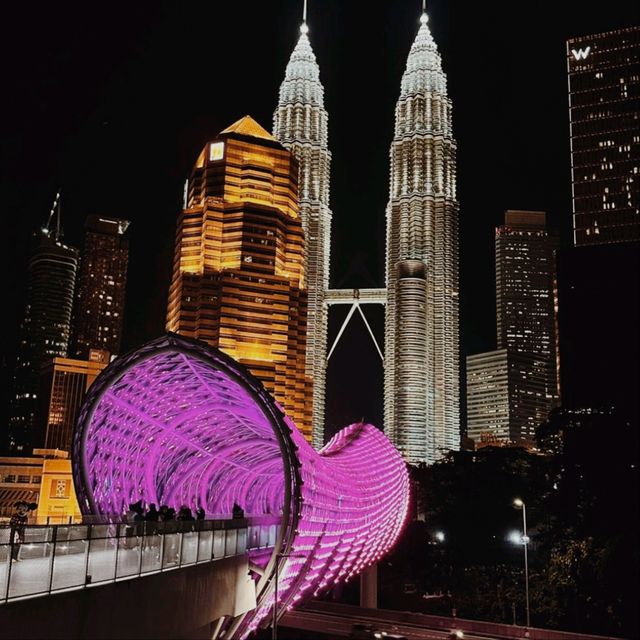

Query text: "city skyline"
[3, 1, 638, 436]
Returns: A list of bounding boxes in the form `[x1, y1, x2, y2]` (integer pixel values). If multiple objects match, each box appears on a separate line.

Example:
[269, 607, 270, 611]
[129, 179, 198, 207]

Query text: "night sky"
[3, 1, 639, 437]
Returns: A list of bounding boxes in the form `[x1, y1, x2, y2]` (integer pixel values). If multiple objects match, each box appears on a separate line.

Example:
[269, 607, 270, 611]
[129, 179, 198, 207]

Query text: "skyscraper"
[73, 215, 130, 358]
[166, 116, 310, 438]
[274, 16, 332, 449]
[39, 350, 109, 451]
[10, 229, 79, 451]
[384, 11, 460, 464]
[466, 349, 548, 447]
[567, 26, 639, 245]
[496, 210, 560, 407]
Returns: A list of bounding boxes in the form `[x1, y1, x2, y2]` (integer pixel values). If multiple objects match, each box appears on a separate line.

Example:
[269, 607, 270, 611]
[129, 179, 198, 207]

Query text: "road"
[280, 608, 496, 640]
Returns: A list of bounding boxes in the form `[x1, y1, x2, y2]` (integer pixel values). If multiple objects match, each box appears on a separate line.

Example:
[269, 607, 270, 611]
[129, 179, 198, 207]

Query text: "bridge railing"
[0, 516, 280, 604]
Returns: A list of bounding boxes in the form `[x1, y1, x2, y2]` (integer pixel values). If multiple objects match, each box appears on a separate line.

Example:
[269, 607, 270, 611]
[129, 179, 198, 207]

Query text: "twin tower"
[167, 10, 459, 465]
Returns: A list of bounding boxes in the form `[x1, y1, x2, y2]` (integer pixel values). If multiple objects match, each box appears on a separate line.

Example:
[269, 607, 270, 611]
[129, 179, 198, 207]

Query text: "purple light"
[73, 334, 409, 638]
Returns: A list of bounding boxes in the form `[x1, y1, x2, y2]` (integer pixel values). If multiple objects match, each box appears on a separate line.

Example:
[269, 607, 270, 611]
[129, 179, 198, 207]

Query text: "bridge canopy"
[73, 333, 409, 638]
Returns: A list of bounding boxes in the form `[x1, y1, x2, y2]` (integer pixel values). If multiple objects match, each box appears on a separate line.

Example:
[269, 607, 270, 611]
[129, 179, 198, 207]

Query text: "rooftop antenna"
[421, 0, 429, 23]
[301, 0, 309, 34]
[43, 190, 62, 241]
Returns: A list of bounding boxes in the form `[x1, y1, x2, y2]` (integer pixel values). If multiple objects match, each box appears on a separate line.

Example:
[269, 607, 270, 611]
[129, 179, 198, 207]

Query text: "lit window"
[209, 142, 224, 162]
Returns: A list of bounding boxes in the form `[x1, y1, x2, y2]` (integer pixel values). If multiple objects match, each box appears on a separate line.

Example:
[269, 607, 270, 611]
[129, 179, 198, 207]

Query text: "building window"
[209, 142, 225, 162]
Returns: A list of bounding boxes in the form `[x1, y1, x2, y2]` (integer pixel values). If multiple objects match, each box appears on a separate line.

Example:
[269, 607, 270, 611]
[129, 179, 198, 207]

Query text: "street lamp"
[513, 498, 530, 628]
[435, 530, 445, 543]
[272, 552, 305, 640]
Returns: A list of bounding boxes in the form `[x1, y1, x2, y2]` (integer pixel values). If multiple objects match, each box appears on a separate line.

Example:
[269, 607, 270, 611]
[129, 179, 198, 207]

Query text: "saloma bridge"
[1, 333, 410, 640]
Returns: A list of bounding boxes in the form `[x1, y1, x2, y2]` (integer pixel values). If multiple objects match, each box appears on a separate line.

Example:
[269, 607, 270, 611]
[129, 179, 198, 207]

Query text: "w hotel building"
[166, 116, 311, 438]
[567, 26, 639, 245]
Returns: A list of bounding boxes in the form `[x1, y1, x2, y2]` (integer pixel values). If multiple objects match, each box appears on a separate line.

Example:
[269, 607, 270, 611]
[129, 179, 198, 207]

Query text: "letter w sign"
[571, 46, 591, 61]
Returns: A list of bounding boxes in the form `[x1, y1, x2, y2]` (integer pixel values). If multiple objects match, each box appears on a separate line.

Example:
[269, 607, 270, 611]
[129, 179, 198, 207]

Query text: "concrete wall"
[1, 555, 256, 640]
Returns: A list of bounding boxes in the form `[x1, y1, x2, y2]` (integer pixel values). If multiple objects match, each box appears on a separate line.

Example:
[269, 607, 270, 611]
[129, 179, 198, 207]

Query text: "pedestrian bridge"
[1, 516, 277, 603]
[0, 516, 279, 640]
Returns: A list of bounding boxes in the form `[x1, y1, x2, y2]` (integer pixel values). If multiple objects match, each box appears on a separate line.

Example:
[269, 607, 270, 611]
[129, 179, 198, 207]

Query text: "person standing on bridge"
[10, 501, 36, 562]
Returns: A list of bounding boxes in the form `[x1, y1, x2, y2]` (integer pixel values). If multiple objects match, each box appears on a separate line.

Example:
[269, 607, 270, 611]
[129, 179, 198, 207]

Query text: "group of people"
[124, 501, 206, 524]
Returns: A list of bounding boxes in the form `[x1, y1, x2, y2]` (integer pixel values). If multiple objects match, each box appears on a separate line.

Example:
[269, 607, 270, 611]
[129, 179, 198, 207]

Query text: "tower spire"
[44, 190, 62, 241]
[301, 0, 309, 34]
[421, 0, 428, 24]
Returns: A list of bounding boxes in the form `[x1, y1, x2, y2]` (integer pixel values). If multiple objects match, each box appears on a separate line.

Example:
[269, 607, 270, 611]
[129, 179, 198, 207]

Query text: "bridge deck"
[0, 518, 278, 604]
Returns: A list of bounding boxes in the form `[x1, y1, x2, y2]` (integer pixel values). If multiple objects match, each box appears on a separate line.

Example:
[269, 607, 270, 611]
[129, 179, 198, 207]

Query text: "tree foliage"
[380, 412, 639, 637]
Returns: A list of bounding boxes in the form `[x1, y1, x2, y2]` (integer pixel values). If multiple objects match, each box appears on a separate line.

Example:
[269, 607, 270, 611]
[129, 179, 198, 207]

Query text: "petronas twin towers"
[272, 9, 459, 464]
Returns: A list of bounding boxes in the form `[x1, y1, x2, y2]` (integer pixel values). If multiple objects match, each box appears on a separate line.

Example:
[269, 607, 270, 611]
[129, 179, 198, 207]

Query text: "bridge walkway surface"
[0, 517, 277, 604]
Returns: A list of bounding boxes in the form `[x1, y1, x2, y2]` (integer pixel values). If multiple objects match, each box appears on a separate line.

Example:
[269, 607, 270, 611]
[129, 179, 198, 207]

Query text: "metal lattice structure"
[72, 333, 409, 638]
[274, 20, 332, 449]
[384, 12, 460, 464]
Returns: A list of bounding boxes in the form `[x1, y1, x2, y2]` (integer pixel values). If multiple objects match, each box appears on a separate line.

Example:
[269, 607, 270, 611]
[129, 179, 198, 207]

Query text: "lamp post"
[272, 552, 305, 640]
[513, 498, 530, 628]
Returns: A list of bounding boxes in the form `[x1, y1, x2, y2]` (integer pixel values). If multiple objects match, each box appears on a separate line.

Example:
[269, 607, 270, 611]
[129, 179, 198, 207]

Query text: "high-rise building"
[39, 350, 109, 451]
[166, 116, 310, 438]
[73, 215, 130, 358]
[9, 230, 79, 451]
[466, 349, 547, 447]
[567, 26, 639, 245]
[274, 17, 332, 449]
[496, 210, 560, 407]
[384, 11, 460, 464]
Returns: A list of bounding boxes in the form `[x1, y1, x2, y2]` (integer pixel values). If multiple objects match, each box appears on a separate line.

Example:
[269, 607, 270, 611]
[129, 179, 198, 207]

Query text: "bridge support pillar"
[360, 563, 378, 609]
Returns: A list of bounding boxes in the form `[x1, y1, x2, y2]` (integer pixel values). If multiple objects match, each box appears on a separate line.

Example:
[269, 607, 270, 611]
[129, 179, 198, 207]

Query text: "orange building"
[39, 349, 110, 451]
[166, 116, 311, 438]
[0, 449, 81, 524]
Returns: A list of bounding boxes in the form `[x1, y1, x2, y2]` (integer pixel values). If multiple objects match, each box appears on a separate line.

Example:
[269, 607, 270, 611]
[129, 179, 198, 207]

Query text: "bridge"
[0, 516, 278, 639]
[280, 601, 625, 640]
[63, 333, 409, 639]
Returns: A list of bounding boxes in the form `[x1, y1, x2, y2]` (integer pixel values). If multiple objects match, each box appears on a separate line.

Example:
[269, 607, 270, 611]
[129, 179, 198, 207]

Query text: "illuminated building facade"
[166, 116, 311, 438]
[73, 215, 130, 358]
[0, 449, 80, 524]
[496, 210, 560, 408]
[274, 18, 333, 449]
[73, 333, 409, 638]
[9, 231, 79, 451]
[384, 12, 460, 464]
[39, 350, 109, 451]
[567, 26, 639, 245]
[466, 349, 548, 447]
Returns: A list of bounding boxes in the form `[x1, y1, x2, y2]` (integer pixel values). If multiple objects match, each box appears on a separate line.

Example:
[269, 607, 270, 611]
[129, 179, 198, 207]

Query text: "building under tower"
[274, 14, 333, 449]
[567, 26, 639, 245]
[38, 349, 109, 451]
[73, 215, 130, 359]
[9, 227, 79, 452]
[166, 116, 311, 438]
[466, 210, 560, 449]
[496, 210, 560, 406]
[384, 11, 460, 464]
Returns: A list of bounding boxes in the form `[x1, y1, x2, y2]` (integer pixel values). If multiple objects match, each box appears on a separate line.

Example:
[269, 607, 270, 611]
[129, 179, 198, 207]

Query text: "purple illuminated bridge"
[73, 334, 409, 638]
